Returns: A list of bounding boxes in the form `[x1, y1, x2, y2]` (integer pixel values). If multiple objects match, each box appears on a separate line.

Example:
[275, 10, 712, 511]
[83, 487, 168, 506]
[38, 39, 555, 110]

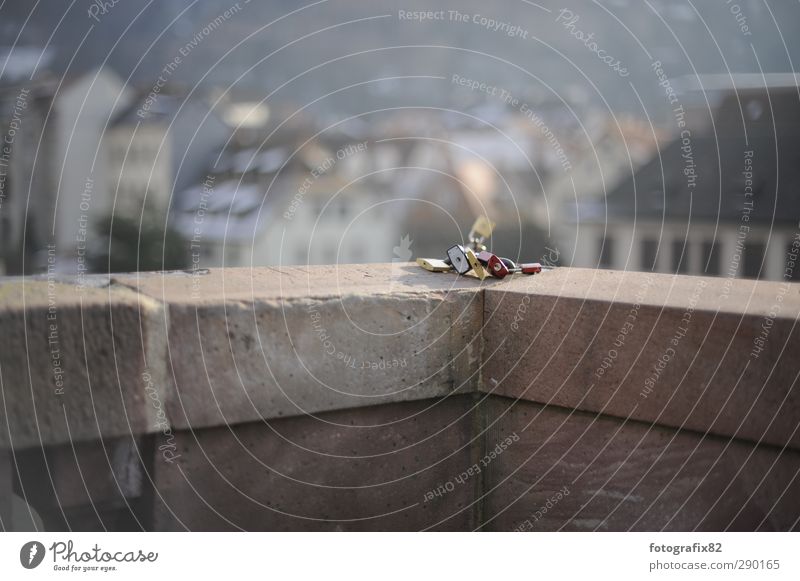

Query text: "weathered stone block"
[119, 265, 484, 429]
[153, 396, 479, 531]
[0, 279, 172, 448]
[483, 268, 800, 448]
[481, 397, 800, 531]
[12, 437, 148, 530]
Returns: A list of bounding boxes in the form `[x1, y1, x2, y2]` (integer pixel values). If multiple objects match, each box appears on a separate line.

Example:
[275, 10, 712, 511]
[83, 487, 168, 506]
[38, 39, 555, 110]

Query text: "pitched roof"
[586, 88, 800, 225]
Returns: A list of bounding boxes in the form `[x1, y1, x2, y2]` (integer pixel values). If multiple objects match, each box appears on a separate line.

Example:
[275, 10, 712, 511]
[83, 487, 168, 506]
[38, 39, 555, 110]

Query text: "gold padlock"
[416, 257, 453, 272]
[469, 216, 496, 241]
[464, 248, 489, 280]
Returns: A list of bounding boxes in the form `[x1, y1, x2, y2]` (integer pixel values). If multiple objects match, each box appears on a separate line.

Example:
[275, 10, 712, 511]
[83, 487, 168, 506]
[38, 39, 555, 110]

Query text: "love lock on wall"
[416, 216, 551, 280]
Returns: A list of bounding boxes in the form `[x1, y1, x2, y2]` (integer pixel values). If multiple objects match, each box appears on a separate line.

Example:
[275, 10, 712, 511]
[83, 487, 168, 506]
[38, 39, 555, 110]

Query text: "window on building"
[701, 240, 720, 276]
[598, 235, 613, 268]
[743, 242, 765, 279]
[641, 238, 657, 271]
[671, 239, 688, 274]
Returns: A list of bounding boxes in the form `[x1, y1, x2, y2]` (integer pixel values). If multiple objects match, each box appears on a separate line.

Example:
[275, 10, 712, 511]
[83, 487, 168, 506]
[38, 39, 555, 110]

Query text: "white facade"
[53, 69, 132, 270]
[268, 184, 402, 267]
[174, 174, 404, 270]
[571, 221, 798, 281]
[105, 121, 172, 217]
[0, 68, 133, 274]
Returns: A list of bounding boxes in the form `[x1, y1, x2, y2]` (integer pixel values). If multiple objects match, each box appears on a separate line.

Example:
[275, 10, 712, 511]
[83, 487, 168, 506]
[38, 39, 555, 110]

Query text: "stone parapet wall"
[1, 265, 797, 530]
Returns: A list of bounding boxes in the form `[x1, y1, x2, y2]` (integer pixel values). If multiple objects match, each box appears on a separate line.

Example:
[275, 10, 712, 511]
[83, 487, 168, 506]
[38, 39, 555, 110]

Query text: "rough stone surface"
[481, 398, 800, 531]
[162, 290, 482, 429]
[116, 265, 485, 430]
[0, 265, 487, 444]
[10, 437, 149, 531]
[483, 268, 800, 449]
[3, 265, 800, 531]
[0, 279, 171, 448]
[153, 396, 480, 531]
[49, 438, 144, 508]
[6, 265, 797, 445]
[114, 263, 488, 304]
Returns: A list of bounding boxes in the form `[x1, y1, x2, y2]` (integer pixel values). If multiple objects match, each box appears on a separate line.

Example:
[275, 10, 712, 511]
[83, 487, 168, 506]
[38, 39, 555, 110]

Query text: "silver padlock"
[446, 245, 488, 280]
[446, 245, 472, 275]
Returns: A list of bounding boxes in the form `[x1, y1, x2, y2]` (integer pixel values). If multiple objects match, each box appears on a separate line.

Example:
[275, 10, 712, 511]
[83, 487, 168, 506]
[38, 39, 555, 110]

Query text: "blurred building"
[0, 57, 241, 276]
[0, 78, 54, 275]
[569, 76, 800, 281]
[173, 106, 558, 269]
[173, 115, 402, 268]
[106, 100, 172, 218]
[49, 69, 134, 273]
[0, 63, 134, 275]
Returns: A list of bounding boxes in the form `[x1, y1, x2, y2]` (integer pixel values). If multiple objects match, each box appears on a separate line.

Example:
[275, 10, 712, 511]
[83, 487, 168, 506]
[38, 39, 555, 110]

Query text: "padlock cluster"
[416, 217, 546, 280]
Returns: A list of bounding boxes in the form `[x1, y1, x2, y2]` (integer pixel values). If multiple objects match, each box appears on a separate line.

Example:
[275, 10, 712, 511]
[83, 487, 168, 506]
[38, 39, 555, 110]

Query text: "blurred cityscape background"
[1, 0, 799, 280]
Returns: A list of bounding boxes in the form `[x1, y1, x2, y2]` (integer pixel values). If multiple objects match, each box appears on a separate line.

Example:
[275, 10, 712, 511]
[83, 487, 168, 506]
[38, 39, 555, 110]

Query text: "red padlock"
[515, 262, 542, 275]
[477, 251, 510, 278]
